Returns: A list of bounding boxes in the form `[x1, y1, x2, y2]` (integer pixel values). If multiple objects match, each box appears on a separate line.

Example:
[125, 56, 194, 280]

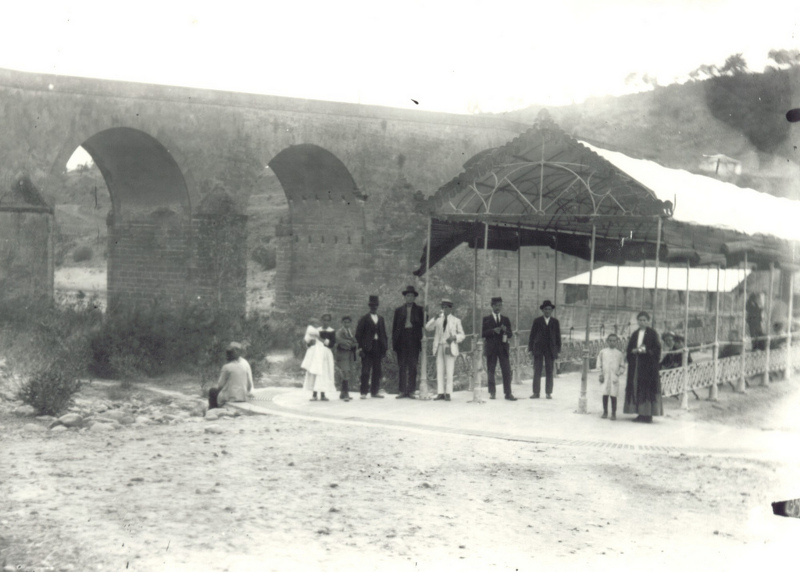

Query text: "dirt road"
[2, 381, 799, 571]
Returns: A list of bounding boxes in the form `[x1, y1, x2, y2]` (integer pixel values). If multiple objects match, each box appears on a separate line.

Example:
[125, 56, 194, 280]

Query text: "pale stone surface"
[57, 413, 84, 428]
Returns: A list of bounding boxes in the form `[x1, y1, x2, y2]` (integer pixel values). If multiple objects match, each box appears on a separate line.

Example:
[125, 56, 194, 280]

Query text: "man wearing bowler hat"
[528, 300, 561, 399]
[355, 295, 388, 399]
[482, 296, 517, 400]
[392, 285, 424, 398]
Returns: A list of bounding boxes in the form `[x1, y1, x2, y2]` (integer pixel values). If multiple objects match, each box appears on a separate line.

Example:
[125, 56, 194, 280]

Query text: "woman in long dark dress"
[623, 311, 663, 423]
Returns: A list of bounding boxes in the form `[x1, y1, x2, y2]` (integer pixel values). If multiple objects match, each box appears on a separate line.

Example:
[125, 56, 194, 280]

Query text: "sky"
[1, 0, 798, 115]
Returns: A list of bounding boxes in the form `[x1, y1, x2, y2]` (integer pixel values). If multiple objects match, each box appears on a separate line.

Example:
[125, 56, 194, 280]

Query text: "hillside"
[493, 67, 800, 199]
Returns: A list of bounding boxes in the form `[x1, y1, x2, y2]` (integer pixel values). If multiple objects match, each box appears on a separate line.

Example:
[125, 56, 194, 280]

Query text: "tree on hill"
[767, 48, 800, 70]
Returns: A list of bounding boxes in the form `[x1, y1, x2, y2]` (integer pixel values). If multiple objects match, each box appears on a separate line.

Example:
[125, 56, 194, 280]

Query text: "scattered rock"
[57, 413, 84, 428]
[117, 415, 136, 425]
[50, 425, 68, 433]
[91, 422, 116, 432]
[205, 426, 225, 434]
[22, 423, 45, 432]
[205, 409, 221, 421]
[13, 404, 36, 417]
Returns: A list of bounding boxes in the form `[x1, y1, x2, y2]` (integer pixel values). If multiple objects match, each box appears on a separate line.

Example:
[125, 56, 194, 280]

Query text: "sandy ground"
[3, 370, 800, 572]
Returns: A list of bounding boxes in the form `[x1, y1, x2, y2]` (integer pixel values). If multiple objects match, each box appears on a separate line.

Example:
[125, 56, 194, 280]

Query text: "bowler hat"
[491, 297, 503, 305]
[540, 300, 555, 310]
[401, 285, 419, 297]
[441, 298, 453, 308]
[368, 295, 379, 306]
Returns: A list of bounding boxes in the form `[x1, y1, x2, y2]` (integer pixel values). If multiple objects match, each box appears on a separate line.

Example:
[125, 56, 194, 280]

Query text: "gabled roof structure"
[414, 111, 799, 275]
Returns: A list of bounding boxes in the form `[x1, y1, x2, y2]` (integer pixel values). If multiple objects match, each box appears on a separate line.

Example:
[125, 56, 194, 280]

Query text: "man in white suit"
[425, 298, 465, 401]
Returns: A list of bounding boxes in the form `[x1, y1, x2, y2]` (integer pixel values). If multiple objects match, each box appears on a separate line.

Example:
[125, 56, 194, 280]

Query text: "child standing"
[598, 334, 626, 420]
[301, 318, 336, 401]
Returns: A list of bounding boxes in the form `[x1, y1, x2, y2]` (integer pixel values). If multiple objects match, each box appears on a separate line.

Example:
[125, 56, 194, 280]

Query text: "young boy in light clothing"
[597, 333, 626, 420]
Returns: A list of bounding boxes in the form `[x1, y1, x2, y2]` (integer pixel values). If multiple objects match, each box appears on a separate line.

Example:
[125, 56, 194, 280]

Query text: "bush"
[16, 361, 83, 416]
[251, 245, 277, 271]
[89, 300, 277, 385]
[72, 245, 93, 263]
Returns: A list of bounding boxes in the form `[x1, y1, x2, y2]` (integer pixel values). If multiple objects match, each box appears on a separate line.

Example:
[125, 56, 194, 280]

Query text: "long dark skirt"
[623, 354, 663, 416]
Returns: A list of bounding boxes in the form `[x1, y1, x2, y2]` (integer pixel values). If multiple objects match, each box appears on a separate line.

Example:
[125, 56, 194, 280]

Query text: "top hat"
[402, 285, 419, 297]
[540, 300, 555, 310]
[368, 295, 380, 306]
[440, 298, 453, 308]
[491, 297, 503, 305]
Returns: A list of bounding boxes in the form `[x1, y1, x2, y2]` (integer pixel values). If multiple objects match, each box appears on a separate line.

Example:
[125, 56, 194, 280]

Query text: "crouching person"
[425, 298, 465, 401]
[209, 342, 254, 409]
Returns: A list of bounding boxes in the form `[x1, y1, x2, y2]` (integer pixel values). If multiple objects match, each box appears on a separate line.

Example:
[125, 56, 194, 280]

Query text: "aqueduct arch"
[269, 144, 368, 306]
[69, 127, 195, 310]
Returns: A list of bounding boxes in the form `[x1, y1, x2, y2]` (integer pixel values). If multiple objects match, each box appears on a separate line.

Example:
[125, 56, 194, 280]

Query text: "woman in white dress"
[301, 318, 336, 401]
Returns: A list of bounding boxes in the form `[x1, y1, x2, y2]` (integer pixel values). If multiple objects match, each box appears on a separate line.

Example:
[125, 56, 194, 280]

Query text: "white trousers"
[435, 350, 456, 394]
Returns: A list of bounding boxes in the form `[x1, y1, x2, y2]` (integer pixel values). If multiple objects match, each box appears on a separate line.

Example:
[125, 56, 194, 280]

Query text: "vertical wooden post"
[614, 264, 620, 334]
[516, 228, 522, 387]
[763, 261, 774, 385]
[681, 259, 690, 410]
[578, 223, 596, 414]
[419, 217, 432, 399]
[653, 217, 662, 328]
[641, 257, 646, 312]
[664, 263, 670, 331]
[553, 235, 558, 314]
[787, 267, 795, 379]
[470, 222, 490, 403]
[738, 253, 748, 392]
[710, 264, 721, 400]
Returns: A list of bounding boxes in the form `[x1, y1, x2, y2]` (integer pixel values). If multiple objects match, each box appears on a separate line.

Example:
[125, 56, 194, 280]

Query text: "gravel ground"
[2, 376, 800, 571]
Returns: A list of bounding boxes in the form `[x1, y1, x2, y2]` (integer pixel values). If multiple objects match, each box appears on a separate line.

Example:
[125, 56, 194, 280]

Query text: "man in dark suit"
[355, 295, 388, 399]
[528, 300, 561, 399]
[392, 285, 424, 398]
[482, 296, 517, 400]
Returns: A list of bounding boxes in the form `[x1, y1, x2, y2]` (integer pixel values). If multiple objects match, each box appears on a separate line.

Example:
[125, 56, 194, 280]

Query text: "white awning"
[560, 266, 750, 293]
[580, 142, 800, 242]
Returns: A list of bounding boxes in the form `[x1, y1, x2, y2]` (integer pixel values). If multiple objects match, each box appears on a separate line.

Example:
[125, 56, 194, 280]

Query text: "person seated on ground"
[659, 331, 682, 370]
[301, 317, 336, 402]
[718, 331, 743, 359]
[209, 342, 254, 408]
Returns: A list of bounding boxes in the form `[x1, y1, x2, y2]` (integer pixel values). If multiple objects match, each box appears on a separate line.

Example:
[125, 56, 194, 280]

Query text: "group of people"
[296, 285, 565, 404]
[206, 289, 669, 425]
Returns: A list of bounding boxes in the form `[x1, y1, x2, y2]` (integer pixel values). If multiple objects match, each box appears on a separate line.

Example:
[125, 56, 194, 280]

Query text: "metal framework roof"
[415, 111, 797, 275]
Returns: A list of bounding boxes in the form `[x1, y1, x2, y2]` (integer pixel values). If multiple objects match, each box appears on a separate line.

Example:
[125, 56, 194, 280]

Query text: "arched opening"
[267, 144, 367, 306]
[54, 128, 191, 311]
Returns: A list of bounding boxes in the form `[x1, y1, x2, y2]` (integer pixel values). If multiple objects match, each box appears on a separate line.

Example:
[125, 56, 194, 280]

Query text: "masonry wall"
[106, 211, 191, 311]
[0, 208, 53, 303]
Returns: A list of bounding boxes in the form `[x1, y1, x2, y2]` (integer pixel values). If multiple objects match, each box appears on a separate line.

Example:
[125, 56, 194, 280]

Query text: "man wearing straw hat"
[528, 300, 561, 399]
[425, 298, 465, 401]
[482, 296, 517, 400]
[392, 285, 424, 398]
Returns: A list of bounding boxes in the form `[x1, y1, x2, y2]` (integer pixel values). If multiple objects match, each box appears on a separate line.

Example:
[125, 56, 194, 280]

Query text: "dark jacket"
[334, 326, 358, 363]
[482, 313, 513, 358]
[391, 303, 424, 353]
[528, 316, 562, 357]
[355, 312, 388, 357]
[625, 327, 661, 403]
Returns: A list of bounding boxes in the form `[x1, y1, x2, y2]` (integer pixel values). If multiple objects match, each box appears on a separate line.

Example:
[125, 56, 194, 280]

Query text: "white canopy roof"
[560, 265, 750, 293]
[581, 142, 800, 242]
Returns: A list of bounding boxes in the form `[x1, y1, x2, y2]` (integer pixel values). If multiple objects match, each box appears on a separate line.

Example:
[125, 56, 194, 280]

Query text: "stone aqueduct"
[0, 68, 524, 312]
